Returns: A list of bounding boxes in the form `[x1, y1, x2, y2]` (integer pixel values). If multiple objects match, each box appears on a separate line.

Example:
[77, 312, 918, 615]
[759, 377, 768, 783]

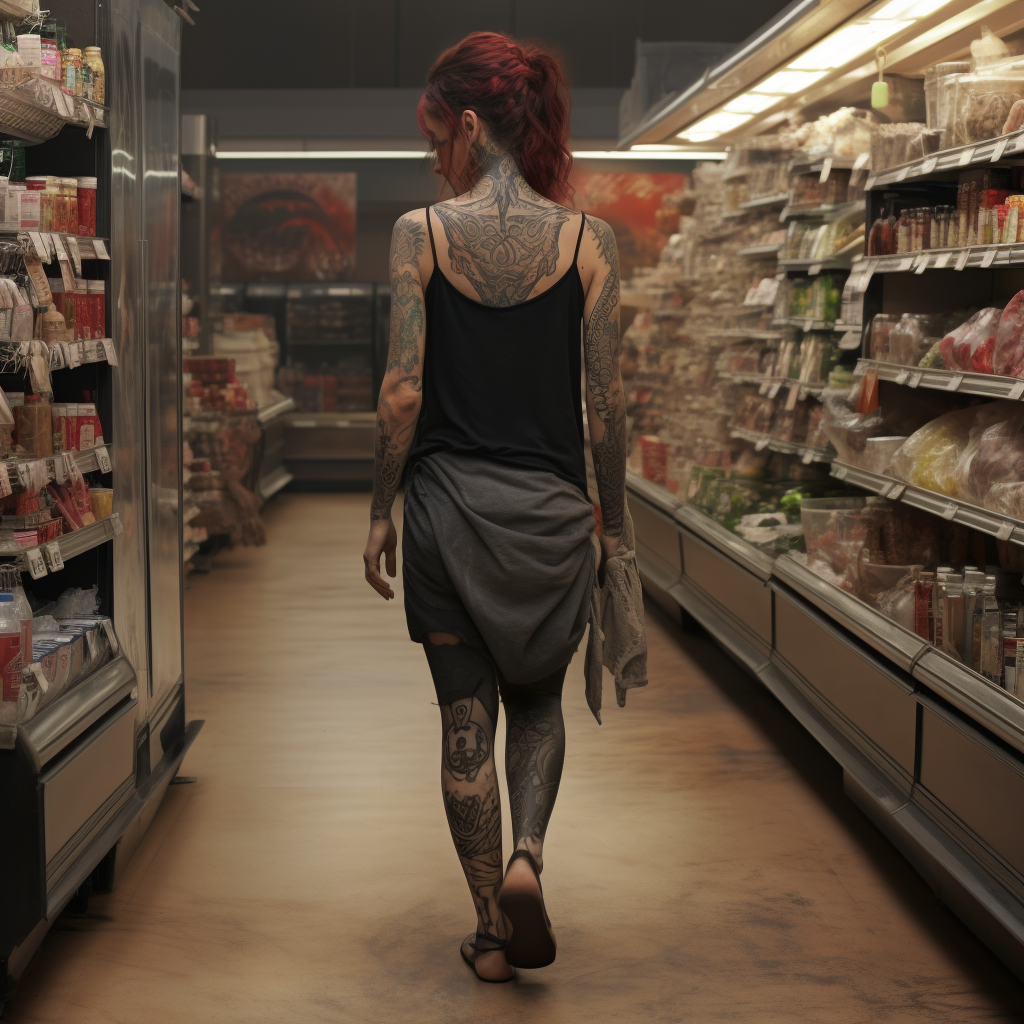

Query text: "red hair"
[417, 31, 574, 206]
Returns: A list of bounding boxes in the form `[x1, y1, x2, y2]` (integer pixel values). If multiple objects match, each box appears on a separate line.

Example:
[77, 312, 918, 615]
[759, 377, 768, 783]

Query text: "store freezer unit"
[627, 473, 1024, 982]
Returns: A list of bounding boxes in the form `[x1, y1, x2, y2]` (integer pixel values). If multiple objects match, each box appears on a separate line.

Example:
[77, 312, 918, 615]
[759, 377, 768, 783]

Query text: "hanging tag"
[921, 155, 938, 176]
[914, 254, 930, 274]
[66, 236, 82, 277]
[955, 249, 971, 271]
[95, 445, 112, 474]
[980, 247, 998, 268]
[101, 618, 119, 653]
[941, 502, 959, 520]
[28, 231, 48, 262]
[25, 547, 46, 579]
[66, 342, 80, 368]
[101, 338, 118, 366]
[857, 261, 876, 291]
[895, 369, 910, 384]
[833, 465, 848, 480]
[1007, 380, 1024, 400]
[888, 483, 906, 500]
[992, 136, 1009, 162]
[85, 104, 95, 139]
[853, 152, 870, 172]
[801, 448, 816, 465]
[933, 251, 951, 269]
[757, 381, 769, 395]
[839, 330, 862, 351]
[959, 147, 976, 166]
[44, 540, 63, 572]
[895, 257, 913, 272]
[896, 165, 910, 181]
[15, 461, 31, 490]
[92, 239, 109, 260]
[997, 521, 1015, 541]
[28, 660, 48, 694]
[767, 381, 782, 399]
[908, 371, 923, 388]
[947, 373, 964, 391]
[819, 157, 832, 184]
[755, 436, 770, 451]
[51, 454, 65, 484]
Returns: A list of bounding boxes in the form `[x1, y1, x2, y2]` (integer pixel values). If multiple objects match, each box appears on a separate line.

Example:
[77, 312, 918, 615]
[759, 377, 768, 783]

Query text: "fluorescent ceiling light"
[676, 130, 721, 142]
[679, 111, 755, 139]
[722, 93, 780, 114]
[216, 148, 711, 162]
[871, 0, 952, 18]
[631, 143, 688, 151]
[789, 19, 912, 69]
[751, 68, 830, 95]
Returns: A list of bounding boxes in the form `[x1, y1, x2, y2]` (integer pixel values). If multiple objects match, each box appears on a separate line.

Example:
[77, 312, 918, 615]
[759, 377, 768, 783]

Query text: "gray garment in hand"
[402, 452, 595, 687]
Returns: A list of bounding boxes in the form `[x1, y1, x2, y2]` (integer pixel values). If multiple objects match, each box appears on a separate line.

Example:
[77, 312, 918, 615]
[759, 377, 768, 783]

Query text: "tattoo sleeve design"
[433, 153, 571, 307]
[443, 698, 491, 783]
[585, 218, 627, 536]
[504, 692, 566, 850]
[371, 215, 426, 522]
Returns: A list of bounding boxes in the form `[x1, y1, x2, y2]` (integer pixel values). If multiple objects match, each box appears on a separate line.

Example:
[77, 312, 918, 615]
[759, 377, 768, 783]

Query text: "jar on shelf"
[76, 176, 96, 236]
[39, 175, 58, 232]
[894, 208, 913, 254]
[930, 205, 952, 249]
[62, 46, 81, 95]
[867, 196, 896, 256]
[82, 47, 104, 105]
[870, 314, 897, 361]
[39, 19, 60, 81]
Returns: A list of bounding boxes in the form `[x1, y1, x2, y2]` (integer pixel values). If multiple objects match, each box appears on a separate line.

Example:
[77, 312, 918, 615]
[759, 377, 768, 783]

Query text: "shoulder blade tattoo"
[585, 219, 627, 536]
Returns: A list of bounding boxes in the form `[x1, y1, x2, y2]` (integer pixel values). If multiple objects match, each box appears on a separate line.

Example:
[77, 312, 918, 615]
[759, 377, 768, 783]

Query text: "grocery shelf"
[256, 395, 296, 425]
[830, 461, 1024, 547]
[856, 359, 1024, 400]
[0, 513, 122, 578]
[721, 371, 826, 397]
[866, 129, 1024, 190]
[778, 256, 853, 274]
[864, 244, 1024, 274]
[737, 243, 783, 258]
[672, 499, 774, 580]
[780, 199, 865, 222]
[4, 445, 114, 495]
[739, 192, 789, 210]
[730, 427, 833, 462]
[705, 327, 784, 340]
[833, 321, 864, 333]
[773, 316, 836, 331]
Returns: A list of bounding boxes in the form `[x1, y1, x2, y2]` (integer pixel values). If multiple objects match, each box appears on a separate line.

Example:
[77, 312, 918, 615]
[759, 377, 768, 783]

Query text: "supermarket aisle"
[9, 493, 1024, 1023]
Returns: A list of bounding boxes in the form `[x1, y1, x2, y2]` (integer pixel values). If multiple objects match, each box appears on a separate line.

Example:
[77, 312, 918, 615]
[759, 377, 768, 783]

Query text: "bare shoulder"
[390, 208, 433, 284]
[578, 215, 619, 295]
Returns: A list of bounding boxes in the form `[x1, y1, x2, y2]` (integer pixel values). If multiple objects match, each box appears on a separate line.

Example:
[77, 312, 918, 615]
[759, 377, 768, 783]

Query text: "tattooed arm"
[582, 217, 627, 543]
[364, 211, 428, 599]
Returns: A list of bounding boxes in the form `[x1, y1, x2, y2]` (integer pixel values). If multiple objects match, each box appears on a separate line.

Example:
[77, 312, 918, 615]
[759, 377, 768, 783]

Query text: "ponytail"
[417, 32, 574, 206]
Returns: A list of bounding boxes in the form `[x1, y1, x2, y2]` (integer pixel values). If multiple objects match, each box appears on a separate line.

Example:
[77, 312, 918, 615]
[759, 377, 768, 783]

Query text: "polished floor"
[9, 493, 1024, 1022]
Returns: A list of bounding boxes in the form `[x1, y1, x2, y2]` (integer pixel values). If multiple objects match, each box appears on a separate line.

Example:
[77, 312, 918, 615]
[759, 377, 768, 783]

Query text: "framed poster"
[214, 172, 357, 282]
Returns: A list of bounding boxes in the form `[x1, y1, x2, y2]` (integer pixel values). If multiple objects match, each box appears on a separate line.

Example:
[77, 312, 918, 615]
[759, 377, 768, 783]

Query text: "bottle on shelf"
[1, 565, 32, 666]
[942, 571, 965, 663]
[0, 592, 22, 715]
[980, 578, 1002, 683]
[40, 18, 60, 81]
[82, 47, 104, 104]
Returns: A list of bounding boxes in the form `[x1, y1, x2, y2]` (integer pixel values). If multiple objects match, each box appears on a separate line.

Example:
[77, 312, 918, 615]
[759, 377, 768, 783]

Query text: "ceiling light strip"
[215, 149, 725, 161]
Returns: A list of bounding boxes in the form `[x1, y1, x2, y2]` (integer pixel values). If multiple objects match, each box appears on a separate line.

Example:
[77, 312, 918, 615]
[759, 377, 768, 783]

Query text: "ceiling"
[180, 0, 795, 91]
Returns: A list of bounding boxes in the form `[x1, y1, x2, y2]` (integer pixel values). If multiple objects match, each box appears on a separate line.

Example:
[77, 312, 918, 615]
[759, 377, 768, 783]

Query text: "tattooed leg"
[500, 667, 568, 872]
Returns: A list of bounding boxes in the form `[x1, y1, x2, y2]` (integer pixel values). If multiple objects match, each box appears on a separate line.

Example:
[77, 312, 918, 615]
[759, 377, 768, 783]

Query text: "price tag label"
[896, 165, 910, 181]
[66, 235, 82, 276]
[101, 338, 118, 366]
[767, 381, 782, 399]
[833, 465, 848, 480]
[28, 660, 48, 694]
[111, 514, 123, 536]
[101, 618, 119, 653]
[808, 263, 822, 276]
[864, 176, 876, 191]
[857, 261, 876, 291]
[895, 369, 910, 384]
[941, 503, 959, 520]
[1007, 380, 1024, 400]
[801, 449, 816, 465]
[947, 373, 964, 391]
[914, 254, 930, 274]
[980, 247, 998, 268]
[897, 257, 914, 272]
[853, 152, 870, 172]
[94, 445, 112, 474]
[997, 521, 1015, 541]
[933, 251, 951, 269]
[67, 342, 80, 368]
[51, 454, 65, 484]
[921, 155, 938, 176]
[755, 437, 770, 451]
[27, 231, 48, 262]
[44, 540, 63, 571]
[758, 381, 769, 395]
[959, 147, 976, 166]
[819, 157, 832, 184]
[909, 371, 923, 388]
[15, 462, 30, 490]
[92, 239, 109, 259]
[955, 248, 971, 271]
[25, 547, 46, 579]
[992, 136, 1009, 162]
[888, 483, 906, 500]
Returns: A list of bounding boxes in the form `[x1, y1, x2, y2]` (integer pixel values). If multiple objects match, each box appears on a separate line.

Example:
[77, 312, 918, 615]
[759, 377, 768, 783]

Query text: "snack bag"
[889, 406, 979, 496]
[994, 290, 1024, 378]
[949, 308, 1001, 370]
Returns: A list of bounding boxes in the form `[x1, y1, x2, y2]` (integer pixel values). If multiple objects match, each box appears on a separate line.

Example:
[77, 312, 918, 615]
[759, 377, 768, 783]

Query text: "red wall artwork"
[568, 170, 688, 282]
[214, 172, 357, 282]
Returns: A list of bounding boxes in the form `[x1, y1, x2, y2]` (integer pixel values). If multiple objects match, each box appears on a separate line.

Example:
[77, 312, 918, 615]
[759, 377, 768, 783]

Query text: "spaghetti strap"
[426, 206, 438, 268]
[573, 212, 587, 262]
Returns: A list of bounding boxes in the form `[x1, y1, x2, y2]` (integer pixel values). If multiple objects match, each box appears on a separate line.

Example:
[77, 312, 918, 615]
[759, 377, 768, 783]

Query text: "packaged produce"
[889, 406, 978, 496]
[940, 308, 1001, 371]
[993, 290, 1024, 378]
[953, 64, 1024, 146]
[954, 402, 1024, 514]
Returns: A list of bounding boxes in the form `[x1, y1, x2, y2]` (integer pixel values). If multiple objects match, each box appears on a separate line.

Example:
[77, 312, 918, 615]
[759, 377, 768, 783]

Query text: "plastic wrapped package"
[954, 401, 1024, 510]
[953, 63, 1024, 146]
[874, 572, 919, 631]
[918, 340, 945, 368]
[940, 308, 1001, 371]
[993, 290, 1024, 378]
[889, 406, 979, 495]
[888, 314, 934, 367]
[801, 497, 869, 581]
[821, 385, 883, 464]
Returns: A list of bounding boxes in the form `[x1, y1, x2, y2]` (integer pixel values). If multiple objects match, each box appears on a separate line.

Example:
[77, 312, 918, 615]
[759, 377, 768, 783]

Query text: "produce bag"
[954, 401, 1024, 511]
[994, 290, 1024, 377]
[940, 308, 1000, 370]
[888, 406, 979, 495]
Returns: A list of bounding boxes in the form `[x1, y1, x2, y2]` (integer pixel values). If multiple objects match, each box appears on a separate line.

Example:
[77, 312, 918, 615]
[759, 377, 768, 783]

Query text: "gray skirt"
[402, 452, 595, 687]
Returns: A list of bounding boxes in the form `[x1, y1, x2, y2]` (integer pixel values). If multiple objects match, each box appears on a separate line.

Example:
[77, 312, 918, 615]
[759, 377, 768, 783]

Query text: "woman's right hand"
[364, 519, 398, 600]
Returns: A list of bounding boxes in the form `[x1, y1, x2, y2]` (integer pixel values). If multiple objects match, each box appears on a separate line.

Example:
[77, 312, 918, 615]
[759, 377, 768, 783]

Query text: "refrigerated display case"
[0, 0, 199, 1009]
[619, 0, 1024, 983]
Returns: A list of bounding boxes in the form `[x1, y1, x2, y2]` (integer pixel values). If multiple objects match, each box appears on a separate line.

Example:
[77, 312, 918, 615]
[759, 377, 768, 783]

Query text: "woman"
[363, 31, 629, 983]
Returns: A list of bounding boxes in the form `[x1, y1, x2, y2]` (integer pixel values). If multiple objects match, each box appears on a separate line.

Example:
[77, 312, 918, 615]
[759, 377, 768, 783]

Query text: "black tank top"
[406, 207, 589, 497]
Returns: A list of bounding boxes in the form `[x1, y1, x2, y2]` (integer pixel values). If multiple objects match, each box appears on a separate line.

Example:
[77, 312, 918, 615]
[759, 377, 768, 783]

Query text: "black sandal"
[460, 932, 515, 983]
[498, 849, 557, 968]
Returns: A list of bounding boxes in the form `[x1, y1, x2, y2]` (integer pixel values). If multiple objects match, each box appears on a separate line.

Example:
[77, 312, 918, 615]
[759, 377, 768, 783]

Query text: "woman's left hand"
[364, 519, 398, 600]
